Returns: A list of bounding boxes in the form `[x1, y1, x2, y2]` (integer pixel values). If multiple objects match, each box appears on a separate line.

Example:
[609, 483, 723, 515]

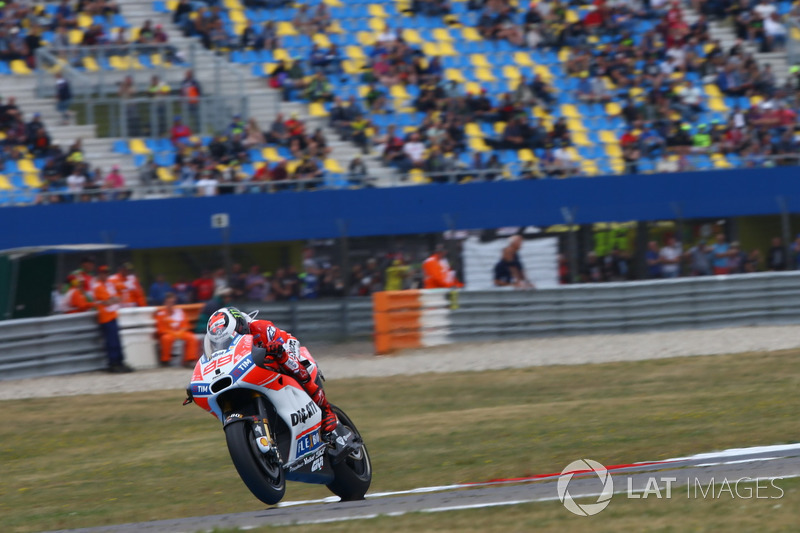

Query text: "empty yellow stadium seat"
[324, 159, 344, 173]
[704, 84, 722, 98]
[0, 176, 12, 190]
[82, 56, 100, 72]
[438, 42, 457, 56]
[10, 60, 32, 75]
[342, 60, 364, 75]
[356, 31, 376, 46]
[346, 46, 366, 60]
[468, 138, 490, 152]
[130, 139, 151, 155]
[605, 102, 622, 116]
[401, 29, 423, 44]
[493, 121, 506, 135]
[464, 123, 483, 137]
[223, 0, 242, 9]
[445, 69, 466, 83]
[390, 84, 411, 100]
[605, 144, 623, 158]
[422, 42, 441, 56]
[708, 97, 728, 112]
[518, 149, 536, 162]
[24, 173, 42, 188]
[572, 132, 593, 147]
[309, 102, 328, 117]
[312, 33, 331, 48]
[461, 27, 481, 41]
[433, 28, 453, 41]
[277, 22, 298, 36]
[229, 9, 246, 23]
[599, 130, 618, 144]
[565, 9, 579, 23]
[470, 54, 490, 68]
[465, 81, 482, 95]
[368, 17, 387, 32]
[77, 13, 93, 28]
[263, 147, 281, 162]
[409, 169, 430, 184]
[502, 66, 521, 79]
[286, 160, 301, 174]
[513, 52, 534, 67]
[368, 4, 388, 17]
[324, 0, 344, 6]
[566, 118, 587, 132]
[474, 68, 496, 82]
[328, 20, 344, 34]
[17, 160, 37, 173]
[560, 104, 581, 119]
[157, 167, 175, 182]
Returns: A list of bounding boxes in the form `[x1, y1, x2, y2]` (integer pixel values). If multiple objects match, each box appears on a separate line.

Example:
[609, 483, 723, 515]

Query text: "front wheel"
[224, 421, 286, 505]
[326, 405, 372, 501]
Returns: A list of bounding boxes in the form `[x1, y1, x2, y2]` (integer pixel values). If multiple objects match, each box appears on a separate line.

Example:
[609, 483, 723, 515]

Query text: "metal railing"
[3, 152, 799, 208]
[788, 19, 800, 67]
[445, 270, 800, 343]
[34, 43, 245, 100]
[70, 93, 250, 138]
[35, 43, 192, 99]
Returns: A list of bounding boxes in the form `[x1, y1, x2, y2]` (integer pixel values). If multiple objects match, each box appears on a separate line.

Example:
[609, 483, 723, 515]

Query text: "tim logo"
[296, 430, 322, 456]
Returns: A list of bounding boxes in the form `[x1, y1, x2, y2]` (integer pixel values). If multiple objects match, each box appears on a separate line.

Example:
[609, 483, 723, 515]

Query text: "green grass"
[1, 349, 799, 532]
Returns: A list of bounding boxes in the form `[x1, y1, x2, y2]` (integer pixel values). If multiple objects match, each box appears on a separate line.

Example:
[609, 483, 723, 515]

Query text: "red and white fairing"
[189, 334, 324, 464]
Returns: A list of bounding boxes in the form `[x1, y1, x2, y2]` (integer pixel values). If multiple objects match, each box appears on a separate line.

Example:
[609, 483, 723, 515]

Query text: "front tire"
[224, 421, 286, 505]
[326, 405, 372, 501]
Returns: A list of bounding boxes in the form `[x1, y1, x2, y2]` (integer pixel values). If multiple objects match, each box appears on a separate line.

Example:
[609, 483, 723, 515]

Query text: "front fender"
[223, 413, 257, 428]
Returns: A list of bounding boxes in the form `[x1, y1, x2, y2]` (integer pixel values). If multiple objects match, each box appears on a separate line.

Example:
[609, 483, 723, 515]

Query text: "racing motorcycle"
[184, 330, 371, 505]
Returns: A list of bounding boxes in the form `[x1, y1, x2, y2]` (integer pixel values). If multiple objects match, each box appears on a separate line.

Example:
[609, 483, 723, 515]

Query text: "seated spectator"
[365, 83, 388, 113]
[155, 293, 199, 368]
[403, 132, 426, 168]
[240, 21, 258, 50]
[170, 116, 192, 148]
[764, 13, 787, 51]
[149, 274, 172, 305]
[243, 118, 266, 148]
[306, 72, 333, 102]
[292, 5, 314, 35]
[256, 21, 278, 51]
[329, 97, 351, 138]
[293, 157, 323, 185]
[348, 157, 369, 185]
[311, 2, 331, 33]
[104, 165, 127, 200]
[266, 112, 289, 145]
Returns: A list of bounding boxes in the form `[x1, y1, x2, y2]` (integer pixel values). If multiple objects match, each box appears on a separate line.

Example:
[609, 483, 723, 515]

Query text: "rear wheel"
[326, 405, 372, 501]
[224, 421, 286, 505]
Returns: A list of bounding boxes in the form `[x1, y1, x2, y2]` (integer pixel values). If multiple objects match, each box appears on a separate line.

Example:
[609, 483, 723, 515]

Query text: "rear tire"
[224, 421, 286, 505]
[326, 405, 372, 501]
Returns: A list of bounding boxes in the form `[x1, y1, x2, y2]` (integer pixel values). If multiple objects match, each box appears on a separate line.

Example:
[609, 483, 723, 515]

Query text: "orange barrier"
[373, 291, 424, 354]
[372, 290, 452, 354]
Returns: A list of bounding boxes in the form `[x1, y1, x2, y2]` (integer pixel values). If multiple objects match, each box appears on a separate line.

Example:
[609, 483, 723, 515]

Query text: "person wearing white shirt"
[66, 171, 86, 198]
[659, 237, 682, 278]
[196, 172, 218, 196]
[402, 133, 426, 165]
[754, 0, 776, 20]
[764, 14, 787, 50]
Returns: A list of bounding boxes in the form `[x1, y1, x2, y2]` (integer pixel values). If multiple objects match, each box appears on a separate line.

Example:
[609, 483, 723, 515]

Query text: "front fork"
[252, 395, 281, 462]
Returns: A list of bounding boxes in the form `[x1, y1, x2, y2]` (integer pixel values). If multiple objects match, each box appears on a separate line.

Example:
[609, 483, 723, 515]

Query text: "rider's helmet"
[205, 307, 250, 353]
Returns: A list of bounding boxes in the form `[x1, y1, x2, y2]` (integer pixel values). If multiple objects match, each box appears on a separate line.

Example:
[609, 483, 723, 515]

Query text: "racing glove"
[263, 341, 286, 359]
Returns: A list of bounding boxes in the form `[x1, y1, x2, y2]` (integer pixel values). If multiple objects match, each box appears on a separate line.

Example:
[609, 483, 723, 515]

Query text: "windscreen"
[204, 332, 238, 357]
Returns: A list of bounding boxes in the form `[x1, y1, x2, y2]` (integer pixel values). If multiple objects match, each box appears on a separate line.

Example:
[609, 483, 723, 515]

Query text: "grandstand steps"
[680, 7, 789, 85]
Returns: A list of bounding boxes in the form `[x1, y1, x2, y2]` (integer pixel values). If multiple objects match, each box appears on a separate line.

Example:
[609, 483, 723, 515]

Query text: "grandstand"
[1, 0, 799, 202]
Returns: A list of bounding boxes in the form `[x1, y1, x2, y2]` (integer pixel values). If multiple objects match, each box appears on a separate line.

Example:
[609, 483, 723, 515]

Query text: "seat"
[368, 4, 388, 17]
[461, 27, 481, 41]
[433, 28, 453, 42]
[502, 65, 521, 80]
[402, 29, 423, 44]
[513, 52, 535, 67]
[157, 167, 175, 182]
[368, 17, 387, 32]
[464, 122, 483, 137]
[10, 60, 32, 75]
[445, 69, 466, 83]
[470, 54, 490, 68]
[82, 56, 100, 72]
[324, 158, 344, 173]
[346, 46, 366, 60]
[277, 21, 298, 36]
[560, 104, 581, 119]
[130, 139, 152, 155]
[312, 33, 332, 48]
[605, 102, 622, 116]
[474, 68, 496, 82]
[468, 137, 490, 152]
[309, 102, 328, 117]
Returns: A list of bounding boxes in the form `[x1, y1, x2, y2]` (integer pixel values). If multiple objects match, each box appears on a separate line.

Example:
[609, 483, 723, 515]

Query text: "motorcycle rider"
[205, 306, 339, 436]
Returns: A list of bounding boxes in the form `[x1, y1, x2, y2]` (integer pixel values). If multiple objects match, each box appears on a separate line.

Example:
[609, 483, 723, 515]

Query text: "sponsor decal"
[230, 357, 253, 381]
[258, 437, 270, 447]
[296, 429, 323, 457]
[191, 383, 210, 395]
[208, 313, 227, 335]
[288, 447, 325, 473]
[266, 325, 276, 341]
[291, 401, 319, 426]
